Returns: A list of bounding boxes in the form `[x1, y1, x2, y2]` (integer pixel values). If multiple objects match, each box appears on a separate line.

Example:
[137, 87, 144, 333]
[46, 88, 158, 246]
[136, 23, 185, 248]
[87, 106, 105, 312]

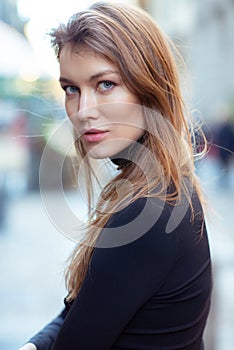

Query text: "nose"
[77, 89, 99, 121]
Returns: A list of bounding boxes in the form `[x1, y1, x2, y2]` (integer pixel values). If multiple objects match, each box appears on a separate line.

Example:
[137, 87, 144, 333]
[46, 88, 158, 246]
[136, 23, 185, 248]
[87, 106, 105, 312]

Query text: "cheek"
[65, 102, 78, 126]
[122, 105, 145, 129]
[65, 100, 79, 122]
[107, 104, 145, 138]
[65, 100, 71, 117]
[122, 108, 145, 140]
[119, 125, 145, 141]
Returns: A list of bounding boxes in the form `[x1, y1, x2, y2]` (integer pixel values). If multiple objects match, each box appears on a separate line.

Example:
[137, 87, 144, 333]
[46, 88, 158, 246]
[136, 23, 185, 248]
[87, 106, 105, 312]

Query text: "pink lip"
[82, 129, 109, 143]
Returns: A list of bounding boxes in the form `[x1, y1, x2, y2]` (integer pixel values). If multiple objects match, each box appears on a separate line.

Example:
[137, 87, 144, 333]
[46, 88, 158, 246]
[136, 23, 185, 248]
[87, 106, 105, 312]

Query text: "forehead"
[59, 44, 121, 84]
[60, 43, 93, 57]
[59, 44, 115, 68]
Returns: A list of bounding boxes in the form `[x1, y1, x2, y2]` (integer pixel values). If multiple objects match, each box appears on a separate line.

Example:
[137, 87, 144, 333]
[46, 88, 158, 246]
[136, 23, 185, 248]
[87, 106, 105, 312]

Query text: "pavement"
[0, 156, 233, 350]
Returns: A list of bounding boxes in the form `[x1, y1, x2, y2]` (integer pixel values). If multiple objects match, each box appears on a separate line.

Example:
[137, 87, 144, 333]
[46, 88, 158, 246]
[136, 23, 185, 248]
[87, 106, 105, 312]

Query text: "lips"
[81, 128, 109, 143]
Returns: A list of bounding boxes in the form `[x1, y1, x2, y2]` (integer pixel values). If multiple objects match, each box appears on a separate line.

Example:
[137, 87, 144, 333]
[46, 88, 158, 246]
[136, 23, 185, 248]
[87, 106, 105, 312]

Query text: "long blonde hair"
[50, 1, 206, 301]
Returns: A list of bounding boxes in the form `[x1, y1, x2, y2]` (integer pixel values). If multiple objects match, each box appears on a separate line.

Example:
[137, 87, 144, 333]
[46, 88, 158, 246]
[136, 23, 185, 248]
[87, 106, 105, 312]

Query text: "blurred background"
[0, 0, 233, 349]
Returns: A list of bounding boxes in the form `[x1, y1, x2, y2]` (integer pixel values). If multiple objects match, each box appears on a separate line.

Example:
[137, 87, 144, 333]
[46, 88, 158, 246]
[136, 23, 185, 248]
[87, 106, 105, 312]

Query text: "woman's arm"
[19, 309, 67, 350]
[19, 343, 37, 350]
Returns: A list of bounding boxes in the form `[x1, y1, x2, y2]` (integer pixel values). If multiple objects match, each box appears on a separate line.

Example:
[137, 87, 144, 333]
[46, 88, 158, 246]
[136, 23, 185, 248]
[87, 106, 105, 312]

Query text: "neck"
[110, 135, 145, 170]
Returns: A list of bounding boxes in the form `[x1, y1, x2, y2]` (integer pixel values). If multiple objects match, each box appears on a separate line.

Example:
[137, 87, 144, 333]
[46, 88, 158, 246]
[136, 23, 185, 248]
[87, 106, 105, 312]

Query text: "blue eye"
[98, 81, 115, 91]
[64, 86, 79, 95]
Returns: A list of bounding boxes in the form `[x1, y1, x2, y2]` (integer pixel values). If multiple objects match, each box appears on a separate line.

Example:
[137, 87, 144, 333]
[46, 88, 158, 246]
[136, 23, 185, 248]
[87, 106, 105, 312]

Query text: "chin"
[86, 144, 125, 160]
[88, 148, 127, 160]
[87, 146, 114, 159]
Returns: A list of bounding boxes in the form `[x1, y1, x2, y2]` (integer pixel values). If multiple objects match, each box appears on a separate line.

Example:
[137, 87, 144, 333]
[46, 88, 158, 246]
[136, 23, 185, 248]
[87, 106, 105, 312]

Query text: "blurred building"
[148, 0, 234, 120]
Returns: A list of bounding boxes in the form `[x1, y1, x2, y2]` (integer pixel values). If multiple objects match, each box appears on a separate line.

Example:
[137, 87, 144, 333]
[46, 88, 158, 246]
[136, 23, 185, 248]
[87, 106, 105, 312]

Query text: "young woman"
[20, 2, 212, 349]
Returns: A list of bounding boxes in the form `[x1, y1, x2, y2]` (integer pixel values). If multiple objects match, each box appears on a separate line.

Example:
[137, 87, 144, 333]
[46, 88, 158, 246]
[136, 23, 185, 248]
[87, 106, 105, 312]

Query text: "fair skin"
[19, 343, 36, 350]
[59, 44, 145, 159]
[19, 46, 145, 350]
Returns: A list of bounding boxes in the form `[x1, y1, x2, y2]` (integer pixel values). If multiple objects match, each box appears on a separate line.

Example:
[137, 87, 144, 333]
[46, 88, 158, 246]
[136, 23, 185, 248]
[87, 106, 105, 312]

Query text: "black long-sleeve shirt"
[29, 193, 212, 350]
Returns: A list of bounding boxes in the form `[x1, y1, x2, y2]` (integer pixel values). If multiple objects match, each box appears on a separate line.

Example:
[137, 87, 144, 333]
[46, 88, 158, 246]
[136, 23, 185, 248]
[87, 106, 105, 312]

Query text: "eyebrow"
[59, 70, 119, 85]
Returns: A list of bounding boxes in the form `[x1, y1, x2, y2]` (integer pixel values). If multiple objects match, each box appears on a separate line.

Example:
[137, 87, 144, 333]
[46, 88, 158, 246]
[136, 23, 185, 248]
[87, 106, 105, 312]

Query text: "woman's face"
[59, 45, 145, 159]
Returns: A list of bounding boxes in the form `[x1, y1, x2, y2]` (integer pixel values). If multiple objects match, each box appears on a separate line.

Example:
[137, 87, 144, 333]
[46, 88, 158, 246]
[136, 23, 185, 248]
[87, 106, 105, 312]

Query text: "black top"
[29, 192, 212, 350]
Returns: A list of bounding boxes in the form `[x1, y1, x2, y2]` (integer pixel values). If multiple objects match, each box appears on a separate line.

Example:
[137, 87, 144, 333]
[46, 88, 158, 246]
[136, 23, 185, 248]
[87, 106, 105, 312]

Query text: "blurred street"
[0, 190, 74, 349]
[0, 157, 233, 350]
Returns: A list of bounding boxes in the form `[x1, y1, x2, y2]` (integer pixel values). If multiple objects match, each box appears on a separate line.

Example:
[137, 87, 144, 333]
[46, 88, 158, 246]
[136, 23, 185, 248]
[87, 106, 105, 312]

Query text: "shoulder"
[95, 196, 165, 249]
[90, 191, 208, 290]
[96, 192, 203, 249]
[106, 190, 203, 232]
